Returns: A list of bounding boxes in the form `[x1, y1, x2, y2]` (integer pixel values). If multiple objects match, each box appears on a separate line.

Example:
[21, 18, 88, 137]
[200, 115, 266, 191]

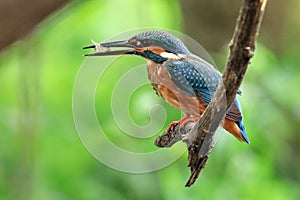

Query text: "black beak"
[83, 40, 136, 56]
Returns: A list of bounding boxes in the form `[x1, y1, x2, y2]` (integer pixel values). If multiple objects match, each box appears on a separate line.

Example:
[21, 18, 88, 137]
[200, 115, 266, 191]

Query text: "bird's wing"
[164, 55, 221, 105]
[164, 54, 242, 121]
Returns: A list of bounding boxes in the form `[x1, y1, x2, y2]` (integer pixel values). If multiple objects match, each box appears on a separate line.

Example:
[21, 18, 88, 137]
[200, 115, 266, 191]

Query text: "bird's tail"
[235, 120, 250, 144]
[234, 98, 250, 144]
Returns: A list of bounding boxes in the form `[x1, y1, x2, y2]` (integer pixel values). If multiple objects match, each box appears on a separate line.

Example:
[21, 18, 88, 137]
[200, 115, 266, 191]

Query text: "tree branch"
[0, 0, 69, 52]
[155, 0, 267, 187]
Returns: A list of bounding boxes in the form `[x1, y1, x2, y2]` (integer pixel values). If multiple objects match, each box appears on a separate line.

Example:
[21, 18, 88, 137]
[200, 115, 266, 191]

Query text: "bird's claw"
[167, 121, 180, 132]
[167, 116, 200, 133]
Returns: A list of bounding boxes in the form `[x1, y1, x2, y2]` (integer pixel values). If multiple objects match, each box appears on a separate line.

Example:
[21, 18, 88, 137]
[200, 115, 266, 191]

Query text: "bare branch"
[185, 0, 268, 187]
[155, 0, 267, 187]
[0, 0, 69, 51]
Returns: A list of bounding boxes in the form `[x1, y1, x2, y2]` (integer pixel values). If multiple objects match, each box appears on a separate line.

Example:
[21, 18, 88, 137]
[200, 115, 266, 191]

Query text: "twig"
[185, 0, 268, 187]
[155, 0, 268, 187]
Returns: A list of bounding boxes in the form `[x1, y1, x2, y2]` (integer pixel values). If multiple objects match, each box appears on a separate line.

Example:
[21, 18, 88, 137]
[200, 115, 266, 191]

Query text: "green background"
[1, 1, 299, 199]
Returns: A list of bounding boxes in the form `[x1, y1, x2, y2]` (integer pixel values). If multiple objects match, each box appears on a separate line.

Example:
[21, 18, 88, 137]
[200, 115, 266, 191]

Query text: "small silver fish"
[91, 39, 110, 53]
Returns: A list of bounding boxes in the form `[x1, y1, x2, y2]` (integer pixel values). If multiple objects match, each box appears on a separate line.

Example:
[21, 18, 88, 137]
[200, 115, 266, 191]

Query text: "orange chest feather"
[146, 60, 206, 116]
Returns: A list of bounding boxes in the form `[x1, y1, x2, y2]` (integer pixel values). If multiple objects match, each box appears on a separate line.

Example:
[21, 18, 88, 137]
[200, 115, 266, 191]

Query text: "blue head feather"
[131, 30, 190, 54]
[137, 50, 167, 63]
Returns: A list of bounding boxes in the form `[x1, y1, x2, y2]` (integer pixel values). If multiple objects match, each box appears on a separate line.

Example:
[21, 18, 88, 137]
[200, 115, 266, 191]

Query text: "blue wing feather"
[164, 55, 243, 121]
[164, 57, 221, 105]
[163, 54, 249, 143]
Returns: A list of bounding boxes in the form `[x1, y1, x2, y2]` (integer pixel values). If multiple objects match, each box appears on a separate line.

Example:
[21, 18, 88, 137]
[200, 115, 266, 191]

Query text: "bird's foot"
[155, 117, 197, 148]
[167, 115, 200, 132]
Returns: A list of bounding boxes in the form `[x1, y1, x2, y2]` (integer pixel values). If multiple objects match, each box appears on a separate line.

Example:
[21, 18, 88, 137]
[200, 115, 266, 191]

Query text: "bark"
[155, 0, 268, 187]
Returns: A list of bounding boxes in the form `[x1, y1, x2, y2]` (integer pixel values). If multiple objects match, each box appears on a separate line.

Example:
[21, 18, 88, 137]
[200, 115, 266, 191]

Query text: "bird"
[83, 30, 250, 144]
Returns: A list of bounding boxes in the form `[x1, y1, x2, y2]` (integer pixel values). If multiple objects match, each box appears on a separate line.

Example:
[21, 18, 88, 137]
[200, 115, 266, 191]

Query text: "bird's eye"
[142, 40, 151, 47]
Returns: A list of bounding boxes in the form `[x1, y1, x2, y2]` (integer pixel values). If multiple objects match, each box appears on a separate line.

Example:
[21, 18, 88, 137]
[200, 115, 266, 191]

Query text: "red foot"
[167, 115, 200, 132]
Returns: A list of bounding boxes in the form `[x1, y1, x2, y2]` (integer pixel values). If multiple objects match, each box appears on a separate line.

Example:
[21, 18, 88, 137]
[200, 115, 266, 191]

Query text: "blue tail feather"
[236, 120, 250, 144]
[234, 98, 250, 144]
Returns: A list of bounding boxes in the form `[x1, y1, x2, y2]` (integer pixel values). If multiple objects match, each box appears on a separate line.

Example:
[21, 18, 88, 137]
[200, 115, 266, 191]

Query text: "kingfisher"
[83, 30, 250, 144]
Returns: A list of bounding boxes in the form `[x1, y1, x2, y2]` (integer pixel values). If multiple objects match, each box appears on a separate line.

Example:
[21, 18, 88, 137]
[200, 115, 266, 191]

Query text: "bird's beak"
[83, 40, 136, 56]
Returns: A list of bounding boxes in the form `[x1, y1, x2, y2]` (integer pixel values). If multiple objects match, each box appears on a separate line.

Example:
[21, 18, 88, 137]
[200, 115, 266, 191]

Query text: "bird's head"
[83, 30, 190, 63]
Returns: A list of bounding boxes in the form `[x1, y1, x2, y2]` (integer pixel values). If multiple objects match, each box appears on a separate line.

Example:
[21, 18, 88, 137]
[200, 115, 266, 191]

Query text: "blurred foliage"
[1, 0, 300, 200]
